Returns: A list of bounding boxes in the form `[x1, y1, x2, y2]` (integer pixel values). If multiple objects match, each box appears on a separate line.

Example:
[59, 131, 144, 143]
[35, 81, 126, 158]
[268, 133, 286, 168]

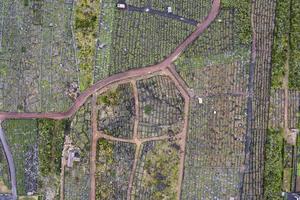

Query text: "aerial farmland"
[0, 0, 299, 200]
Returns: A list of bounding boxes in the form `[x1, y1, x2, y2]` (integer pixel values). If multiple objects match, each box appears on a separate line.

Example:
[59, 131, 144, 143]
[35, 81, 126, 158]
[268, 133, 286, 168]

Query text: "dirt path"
[90, 95, 98, 200]
[165, 65, 191, 199]
[282, 7, 295, 144]
[0, 122, 17, 200]
[0, 0, 220, 121]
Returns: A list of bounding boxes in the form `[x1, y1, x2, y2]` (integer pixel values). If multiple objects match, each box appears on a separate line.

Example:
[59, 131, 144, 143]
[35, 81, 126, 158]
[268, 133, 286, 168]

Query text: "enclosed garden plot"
[0, 0, 78, 112]
[137, 75, 184, 138]
[269, 89, 300, 129]
[109, 11, 193, 73]
[97, 83, 135, 139]
[181, 96, 247, 199]
[131, 140, 180, 200]
[95, 139, 136, 200]
[175, 3, 251, 71]
[64, 100, 92, 200]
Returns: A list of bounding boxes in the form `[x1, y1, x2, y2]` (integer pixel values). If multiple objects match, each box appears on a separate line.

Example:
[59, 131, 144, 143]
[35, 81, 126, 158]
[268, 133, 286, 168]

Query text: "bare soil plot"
[96, 83, 135, 139]
[136, 75, 184, 138]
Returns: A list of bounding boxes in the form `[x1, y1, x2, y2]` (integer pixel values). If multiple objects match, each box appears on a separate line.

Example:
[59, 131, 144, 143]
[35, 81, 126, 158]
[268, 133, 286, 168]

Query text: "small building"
[116, 1, 127, 9]
[167, 6, 172, 13]
[67, 148, 80, 168]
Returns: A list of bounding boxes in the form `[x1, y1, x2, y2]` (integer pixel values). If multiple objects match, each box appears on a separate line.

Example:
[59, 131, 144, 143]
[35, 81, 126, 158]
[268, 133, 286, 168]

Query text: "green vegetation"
[95, 139, 114, 199]
[37, 119, 67, 176]
[271, 0, 300, 89]
[23, 0, 29, 7]
[141, 141, 180, 199]
[271, 0, 291, 88]
[109, 11, 194, 75]
[97, 88, 120, 106]
[288, 0, 300, 89]
[144, 105, 153, 115]
[94, 0, 116, 81]
[264, 128, 284, 200]
[95, 140, 135, 199]
[75, 0, 100, 91]
[221, 0, 252, 45]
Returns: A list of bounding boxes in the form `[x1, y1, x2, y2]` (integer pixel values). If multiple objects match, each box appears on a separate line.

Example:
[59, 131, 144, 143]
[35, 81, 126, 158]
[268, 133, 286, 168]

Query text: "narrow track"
[0, 0, 220, 121]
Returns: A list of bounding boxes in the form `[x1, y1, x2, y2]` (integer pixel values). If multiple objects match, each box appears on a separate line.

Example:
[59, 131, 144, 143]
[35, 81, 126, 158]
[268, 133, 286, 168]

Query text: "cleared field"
[64, 100, 91, 200]
[96, 83, 135, 139]
[0, 0, 78, 113]
[137, 75, 184, 138]
[95, 139, 136, 200]
[131, 140, 180, 199]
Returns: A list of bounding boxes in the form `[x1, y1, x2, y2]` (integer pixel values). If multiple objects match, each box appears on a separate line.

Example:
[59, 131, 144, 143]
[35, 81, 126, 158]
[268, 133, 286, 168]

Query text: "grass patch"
[138, 140, 180, 199]
[75, 0, 100, 91]
[264, 128, 284, 200]
[37, 119, 68, 176]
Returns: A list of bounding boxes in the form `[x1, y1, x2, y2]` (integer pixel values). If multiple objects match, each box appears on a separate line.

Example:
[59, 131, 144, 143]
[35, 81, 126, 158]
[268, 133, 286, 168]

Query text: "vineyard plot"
[109, 11, 193, 74]
[242, 0, 277, 199]
[136, 75, 184, 138]
[95, 140, 136, 200]
[179, 61, 249, 97]
[181, 96, 247, 199]
[131, 140, 180, 199]
[0, 0, 78, 112]
[269, 89, 300, 129]
[96, 83, 135, 139]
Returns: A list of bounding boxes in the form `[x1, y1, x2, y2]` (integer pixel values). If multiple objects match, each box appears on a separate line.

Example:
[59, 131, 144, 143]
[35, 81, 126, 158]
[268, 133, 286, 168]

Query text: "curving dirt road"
[0, 0, 220, 121]
[0, 122, 17, 200]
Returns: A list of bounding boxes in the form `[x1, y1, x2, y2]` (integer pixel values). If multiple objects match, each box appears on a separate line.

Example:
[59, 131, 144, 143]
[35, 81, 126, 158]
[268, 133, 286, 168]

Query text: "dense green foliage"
[271, 0, 300, 89]
[264, 129, 283, 200]
[75, 0, 100, 91]
[288, 0, 300, 89]
[222, 0, 252, 45]
[37, 119, 67, 176]
[271, 0, 291, 88]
